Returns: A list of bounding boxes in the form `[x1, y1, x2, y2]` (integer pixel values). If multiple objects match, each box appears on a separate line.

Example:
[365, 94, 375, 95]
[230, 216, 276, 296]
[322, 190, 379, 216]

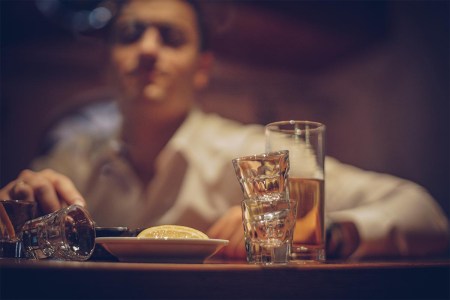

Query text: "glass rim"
[241, 198, 296, 204]
[265, 120, 325, 133]
[0, 199, 35, 205]
[63, 204, 95, 221]
[232, 150, 289, 163]
[59, 205, 96, 250]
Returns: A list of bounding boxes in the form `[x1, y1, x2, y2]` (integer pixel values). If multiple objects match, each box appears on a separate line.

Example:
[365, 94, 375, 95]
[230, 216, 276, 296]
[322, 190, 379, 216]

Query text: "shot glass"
[266, 120, 326, 263]
[232, 150, 296, 264]
[0, 200, 36, 258]
[241, 198, 297, 264]
[21, 205, 96, 261]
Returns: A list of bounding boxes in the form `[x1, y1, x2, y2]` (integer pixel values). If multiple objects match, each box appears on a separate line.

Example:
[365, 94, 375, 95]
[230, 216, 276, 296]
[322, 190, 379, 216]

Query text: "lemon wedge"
[137, 225, 209, 239]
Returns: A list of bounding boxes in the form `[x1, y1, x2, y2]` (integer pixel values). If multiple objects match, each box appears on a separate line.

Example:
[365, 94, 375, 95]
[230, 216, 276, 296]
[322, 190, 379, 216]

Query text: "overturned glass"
[21, 205, 96, 261]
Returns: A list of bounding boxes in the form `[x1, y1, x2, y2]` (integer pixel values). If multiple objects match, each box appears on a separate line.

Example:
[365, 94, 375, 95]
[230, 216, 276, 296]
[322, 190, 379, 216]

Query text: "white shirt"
[33, 106, 449, 258]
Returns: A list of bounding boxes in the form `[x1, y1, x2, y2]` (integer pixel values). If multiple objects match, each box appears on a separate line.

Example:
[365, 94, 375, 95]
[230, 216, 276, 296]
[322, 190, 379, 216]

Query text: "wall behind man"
[1, 1, 448, 215]
[202, 1, 449, 215]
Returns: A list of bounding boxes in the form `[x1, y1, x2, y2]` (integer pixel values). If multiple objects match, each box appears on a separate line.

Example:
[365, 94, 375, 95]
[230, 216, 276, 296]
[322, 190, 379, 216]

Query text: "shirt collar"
[154, 107, 205, 172]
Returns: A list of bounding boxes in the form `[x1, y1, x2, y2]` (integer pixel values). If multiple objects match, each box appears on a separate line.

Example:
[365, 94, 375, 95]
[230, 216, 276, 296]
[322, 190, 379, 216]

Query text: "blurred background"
[1, 0, 449, 215]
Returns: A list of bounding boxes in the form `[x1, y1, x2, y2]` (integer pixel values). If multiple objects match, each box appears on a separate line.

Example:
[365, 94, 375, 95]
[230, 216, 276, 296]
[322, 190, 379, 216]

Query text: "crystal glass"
[21, 205, 96, 261]
[232, 150, 296, 264]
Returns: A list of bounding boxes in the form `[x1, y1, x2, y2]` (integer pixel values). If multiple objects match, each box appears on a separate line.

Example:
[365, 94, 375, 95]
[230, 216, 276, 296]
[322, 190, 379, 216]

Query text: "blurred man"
[0, 0, 448, 259]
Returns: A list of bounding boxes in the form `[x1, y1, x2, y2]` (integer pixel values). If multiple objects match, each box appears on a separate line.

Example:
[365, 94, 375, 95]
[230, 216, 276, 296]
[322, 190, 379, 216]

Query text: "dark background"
[1, 0, 449, 215]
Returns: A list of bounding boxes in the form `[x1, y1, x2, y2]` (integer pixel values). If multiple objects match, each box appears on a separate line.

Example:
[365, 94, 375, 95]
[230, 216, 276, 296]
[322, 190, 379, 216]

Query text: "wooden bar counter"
[1, 258, 449, 299]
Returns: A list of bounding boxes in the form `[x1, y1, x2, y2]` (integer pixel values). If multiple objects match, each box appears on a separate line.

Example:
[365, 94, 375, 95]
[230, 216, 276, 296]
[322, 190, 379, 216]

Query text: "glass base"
[290, 247, 325, 263]
[246, 240, 290, 265]
[0, 241, 24, 258]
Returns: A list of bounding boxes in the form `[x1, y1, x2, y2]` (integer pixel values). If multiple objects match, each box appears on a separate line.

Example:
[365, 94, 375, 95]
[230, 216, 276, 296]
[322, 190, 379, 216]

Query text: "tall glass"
[265, 121, 326, 263]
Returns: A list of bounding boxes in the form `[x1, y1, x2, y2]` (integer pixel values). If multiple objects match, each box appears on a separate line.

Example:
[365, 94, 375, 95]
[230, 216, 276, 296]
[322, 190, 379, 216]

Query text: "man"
[0, 0, 448, 259]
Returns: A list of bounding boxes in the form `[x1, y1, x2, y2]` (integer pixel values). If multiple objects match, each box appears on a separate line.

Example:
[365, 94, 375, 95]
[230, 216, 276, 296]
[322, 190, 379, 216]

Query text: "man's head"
[109, 0, 213, 121]
[110, 0, 209, 52]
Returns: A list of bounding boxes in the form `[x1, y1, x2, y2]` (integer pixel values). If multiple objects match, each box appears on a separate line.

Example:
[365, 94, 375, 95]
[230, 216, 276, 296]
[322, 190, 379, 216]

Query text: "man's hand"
[326, 220, 360, 259]
[207, 205, 246, 260]
[0, 169, 85, 215]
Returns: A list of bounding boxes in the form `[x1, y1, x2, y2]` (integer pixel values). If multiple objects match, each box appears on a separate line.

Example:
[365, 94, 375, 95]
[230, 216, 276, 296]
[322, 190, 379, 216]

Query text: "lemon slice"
[137, 225, 209, 240]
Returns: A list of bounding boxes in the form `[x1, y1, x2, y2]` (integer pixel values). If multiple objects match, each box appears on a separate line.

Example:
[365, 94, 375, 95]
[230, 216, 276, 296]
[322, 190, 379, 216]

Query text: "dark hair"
[110, 0, 209, 51]
[186, 0, 209, 51]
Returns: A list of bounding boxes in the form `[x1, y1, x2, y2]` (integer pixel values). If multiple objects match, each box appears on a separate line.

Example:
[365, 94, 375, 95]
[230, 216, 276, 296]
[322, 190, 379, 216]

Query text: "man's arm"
[325, 157, 449, 258]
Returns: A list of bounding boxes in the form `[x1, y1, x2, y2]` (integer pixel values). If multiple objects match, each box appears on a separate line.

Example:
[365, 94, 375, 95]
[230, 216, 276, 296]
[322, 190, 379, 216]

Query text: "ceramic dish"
[96, 237, 228, 263]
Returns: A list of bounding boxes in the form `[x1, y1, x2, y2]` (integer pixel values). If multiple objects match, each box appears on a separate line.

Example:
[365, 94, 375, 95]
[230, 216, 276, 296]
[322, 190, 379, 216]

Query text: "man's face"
[110, 0, 209, 117]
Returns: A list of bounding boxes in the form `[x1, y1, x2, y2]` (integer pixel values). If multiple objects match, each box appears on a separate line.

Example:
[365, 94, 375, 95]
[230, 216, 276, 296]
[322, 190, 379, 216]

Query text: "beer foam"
[289, 143, 319, 178]
[269, 136, 320, 178]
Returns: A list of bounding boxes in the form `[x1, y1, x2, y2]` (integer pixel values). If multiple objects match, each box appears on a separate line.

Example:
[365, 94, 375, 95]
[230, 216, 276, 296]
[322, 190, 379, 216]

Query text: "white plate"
[96, 237, 229, 263]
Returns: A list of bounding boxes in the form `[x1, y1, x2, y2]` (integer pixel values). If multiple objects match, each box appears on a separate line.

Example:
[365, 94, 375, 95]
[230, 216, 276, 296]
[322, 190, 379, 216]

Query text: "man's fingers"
[18, 173, 61, 214]
[0, 180, 22, 199]
[207, 206, 246, 259]
[40, 169, 85, 207]
[207, 206, 242, 239]
[0, 180, 35, 202]
[222, 214, 246, 259]
[10, 180, 35, 202]
[227, 230, 246, 259]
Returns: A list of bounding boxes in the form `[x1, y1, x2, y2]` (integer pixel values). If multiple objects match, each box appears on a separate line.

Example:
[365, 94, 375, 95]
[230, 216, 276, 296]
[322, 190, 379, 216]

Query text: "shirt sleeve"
[325, 157, 449, 258]
[31, 134, 104, 194]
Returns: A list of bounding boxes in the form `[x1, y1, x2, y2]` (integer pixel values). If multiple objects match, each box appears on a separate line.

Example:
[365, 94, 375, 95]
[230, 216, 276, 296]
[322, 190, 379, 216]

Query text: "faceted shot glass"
[232, 150, 296, 264]
[21, 205, 96, 261]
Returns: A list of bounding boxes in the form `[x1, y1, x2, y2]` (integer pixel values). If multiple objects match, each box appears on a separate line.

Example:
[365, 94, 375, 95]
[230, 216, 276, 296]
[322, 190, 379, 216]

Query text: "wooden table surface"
[1, 258, 449, 299]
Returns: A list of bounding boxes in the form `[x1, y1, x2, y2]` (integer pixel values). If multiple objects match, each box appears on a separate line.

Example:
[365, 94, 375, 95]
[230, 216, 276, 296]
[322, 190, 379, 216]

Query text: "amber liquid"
[288, 178, 325, 260]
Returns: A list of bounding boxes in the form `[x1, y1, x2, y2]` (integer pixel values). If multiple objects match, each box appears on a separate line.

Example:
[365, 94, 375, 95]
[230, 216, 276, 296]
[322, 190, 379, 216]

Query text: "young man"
[0, 0, 448, 259]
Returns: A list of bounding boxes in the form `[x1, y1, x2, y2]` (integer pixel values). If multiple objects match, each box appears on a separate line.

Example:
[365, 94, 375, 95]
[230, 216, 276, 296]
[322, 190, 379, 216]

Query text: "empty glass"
[21, 205, 96, 261]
